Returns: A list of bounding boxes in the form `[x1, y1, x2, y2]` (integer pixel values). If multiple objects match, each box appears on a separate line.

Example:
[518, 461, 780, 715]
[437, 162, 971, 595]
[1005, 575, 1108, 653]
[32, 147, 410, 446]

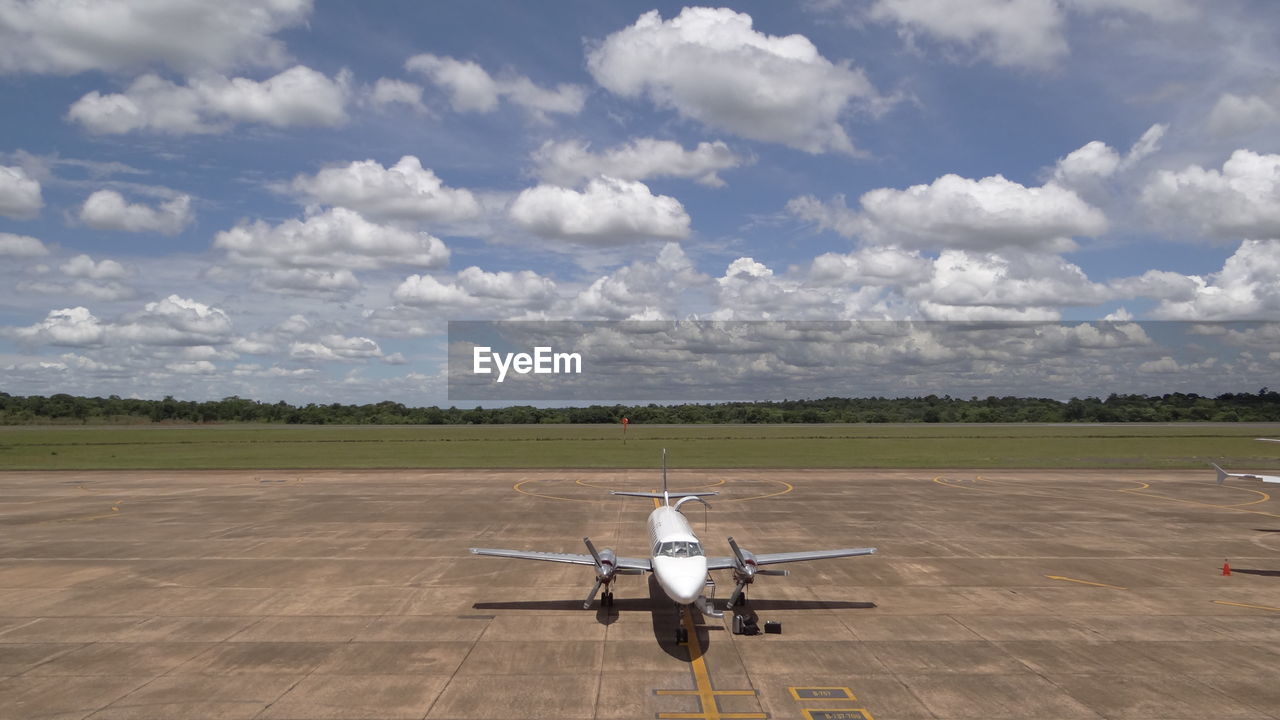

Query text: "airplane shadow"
[1228, 568, 1280, 577]
[1251, 528, 1280, 533]
[472, 578, 877, 660]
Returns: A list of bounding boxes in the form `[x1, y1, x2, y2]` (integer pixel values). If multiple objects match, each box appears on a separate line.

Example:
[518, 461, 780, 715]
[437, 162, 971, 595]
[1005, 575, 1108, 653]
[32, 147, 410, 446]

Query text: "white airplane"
[470, 449, 876, 642]
[1213, 462, 1280, 484]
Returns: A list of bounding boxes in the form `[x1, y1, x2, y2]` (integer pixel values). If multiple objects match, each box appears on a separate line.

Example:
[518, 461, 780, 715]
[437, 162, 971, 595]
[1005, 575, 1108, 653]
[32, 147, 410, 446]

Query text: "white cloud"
[68, 65, 351, 135]
[0, 0, 311, 75]
[1141, 150, 1280, 239]
[393, 267, 558, 311]
[112, 295, 233, 346]
[405, 53, 584, 119]
[288, 156, 481, 223]
[569, 243, 709, 319]
[509, 176, 690, 244]
[1050, 123, 1165, 187]
[857, 174, 1106, 251]
[252, 268, 361, 297]
[13, 306, 105, 346]
[1149, 240, 1280, 320]
[1065, 0, 1198, 22]
[213, 207, 450, 270]
[532, 138, 747, 188]
[60, 254, 127, 280]
[290, 334, 383, 362]
[0, 164, 43, 218]
[588, 7, 878, 154]
[0, 232, 49, 256]
[79, 190, 192, 235]
[869, 0, 1067, 70]
[1207, 93, 1278, 139]
[808, 247, 932, 287]
[368, 78, 427, 113]
[786, 194, 862, 237]
[166, 360, 217, 375]
[910, 249, 1109, 312]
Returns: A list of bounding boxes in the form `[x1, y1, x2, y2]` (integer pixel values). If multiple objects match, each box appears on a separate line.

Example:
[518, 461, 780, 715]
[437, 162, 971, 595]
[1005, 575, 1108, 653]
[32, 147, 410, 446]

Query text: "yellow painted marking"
[1045, 575, 1127, 590]
[725, 478, 793, 503]
[802, 710, 874, 720]
[653, 608, 767, 720]
[1213, 600, 1280, 613]
[1115, 487, 1280, 519]
[657, 690, 758, 697]
[1216, 484, 1271, 507]
[789, 687, 856, 701]
[511, 478, 593, 503]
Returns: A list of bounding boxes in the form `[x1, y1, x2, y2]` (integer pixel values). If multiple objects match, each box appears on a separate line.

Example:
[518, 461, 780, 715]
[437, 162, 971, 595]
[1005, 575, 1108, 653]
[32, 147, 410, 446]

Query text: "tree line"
[1, 389, 1278, 425]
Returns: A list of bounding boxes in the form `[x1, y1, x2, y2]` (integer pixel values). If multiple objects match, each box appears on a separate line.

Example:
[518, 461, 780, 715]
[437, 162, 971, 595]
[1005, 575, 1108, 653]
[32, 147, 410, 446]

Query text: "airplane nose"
[666, 560, 707, 604]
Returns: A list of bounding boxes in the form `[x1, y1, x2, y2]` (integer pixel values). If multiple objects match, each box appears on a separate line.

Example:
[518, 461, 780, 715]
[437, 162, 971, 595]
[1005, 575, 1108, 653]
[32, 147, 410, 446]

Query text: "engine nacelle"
[735, 547, 757, 583]
[596, 547, 616, 580]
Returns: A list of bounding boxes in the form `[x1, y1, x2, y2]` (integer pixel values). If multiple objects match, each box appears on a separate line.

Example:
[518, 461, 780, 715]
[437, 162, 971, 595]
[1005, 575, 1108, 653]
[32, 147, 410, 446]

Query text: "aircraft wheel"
[603, 591, 613, 606]
[675, 627, 688, 644]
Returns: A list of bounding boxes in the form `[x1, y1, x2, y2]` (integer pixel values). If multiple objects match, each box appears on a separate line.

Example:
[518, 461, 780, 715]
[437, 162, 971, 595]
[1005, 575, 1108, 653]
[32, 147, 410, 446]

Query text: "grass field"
[2, 423, 1280, 470]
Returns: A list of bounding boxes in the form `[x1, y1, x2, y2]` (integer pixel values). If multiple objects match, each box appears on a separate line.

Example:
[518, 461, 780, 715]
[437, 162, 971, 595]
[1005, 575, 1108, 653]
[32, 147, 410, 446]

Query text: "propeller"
[725, 536, 787, 609]
[583, 537, 615, 609]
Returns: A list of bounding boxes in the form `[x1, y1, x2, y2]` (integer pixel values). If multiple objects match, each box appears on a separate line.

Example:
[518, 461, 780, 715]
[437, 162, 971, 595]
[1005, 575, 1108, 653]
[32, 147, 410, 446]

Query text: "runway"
[1, 468, 1279, 719]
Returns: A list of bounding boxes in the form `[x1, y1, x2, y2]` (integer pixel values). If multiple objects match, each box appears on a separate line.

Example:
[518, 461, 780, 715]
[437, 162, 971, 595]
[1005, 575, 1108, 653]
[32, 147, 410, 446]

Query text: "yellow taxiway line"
[1045, 575, 1127, 590]
[1213, 600, 1280, 613]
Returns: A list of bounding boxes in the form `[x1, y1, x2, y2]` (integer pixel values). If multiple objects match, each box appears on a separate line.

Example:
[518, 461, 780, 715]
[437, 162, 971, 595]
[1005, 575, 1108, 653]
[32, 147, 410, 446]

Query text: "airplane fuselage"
[648, 505, 708, 605]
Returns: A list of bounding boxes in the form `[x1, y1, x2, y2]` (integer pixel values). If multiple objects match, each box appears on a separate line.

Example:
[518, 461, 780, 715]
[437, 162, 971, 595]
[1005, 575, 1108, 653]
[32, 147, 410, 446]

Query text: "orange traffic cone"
[1222, 560, 1231, 576]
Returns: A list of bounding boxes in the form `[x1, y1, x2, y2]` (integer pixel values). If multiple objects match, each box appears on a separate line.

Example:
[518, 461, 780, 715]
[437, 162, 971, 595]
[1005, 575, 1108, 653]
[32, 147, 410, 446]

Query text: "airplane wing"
[469, 547, 651, 571]
[706, 547, 876, 570]
[1212, 463, 1280, 484]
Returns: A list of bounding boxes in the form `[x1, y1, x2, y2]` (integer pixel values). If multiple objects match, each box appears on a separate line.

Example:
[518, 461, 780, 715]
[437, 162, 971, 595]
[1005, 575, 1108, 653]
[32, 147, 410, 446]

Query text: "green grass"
[2, 423, 1280, 470]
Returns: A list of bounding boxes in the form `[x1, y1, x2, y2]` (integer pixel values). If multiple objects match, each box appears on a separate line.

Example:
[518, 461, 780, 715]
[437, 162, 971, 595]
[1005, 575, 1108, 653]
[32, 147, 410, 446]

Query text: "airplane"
[1212, 462, 1280, 485]
[470, 449, 876, 643]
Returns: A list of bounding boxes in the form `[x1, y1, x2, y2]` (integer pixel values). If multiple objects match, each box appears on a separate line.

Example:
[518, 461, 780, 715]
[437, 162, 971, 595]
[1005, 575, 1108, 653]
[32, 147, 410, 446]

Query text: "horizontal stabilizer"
[610, 491, 719, 499]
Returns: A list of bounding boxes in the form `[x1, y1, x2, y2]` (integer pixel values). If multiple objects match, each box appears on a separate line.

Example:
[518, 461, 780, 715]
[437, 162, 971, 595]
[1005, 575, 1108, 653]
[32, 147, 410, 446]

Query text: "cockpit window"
[656, 540, 704, 558]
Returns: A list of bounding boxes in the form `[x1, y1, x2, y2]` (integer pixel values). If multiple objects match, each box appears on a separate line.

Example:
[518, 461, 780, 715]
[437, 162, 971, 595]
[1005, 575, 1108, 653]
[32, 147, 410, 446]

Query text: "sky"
[1, 0, 1279, 405]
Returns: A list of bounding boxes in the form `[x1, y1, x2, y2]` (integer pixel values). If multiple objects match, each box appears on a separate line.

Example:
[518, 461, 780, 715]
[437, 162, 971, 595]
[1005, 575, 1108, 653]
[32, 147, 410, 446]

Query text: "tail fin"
[1212, 462, 1228, 485]
[662, 448, 668, 505]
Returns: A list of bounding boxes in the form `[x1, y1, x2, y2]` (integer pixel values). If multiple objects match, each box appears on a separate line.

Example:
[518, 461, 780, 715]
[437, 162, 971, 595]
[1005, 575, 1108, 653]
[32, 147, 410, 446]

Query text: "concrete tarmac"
[1, 468, 1279, 719]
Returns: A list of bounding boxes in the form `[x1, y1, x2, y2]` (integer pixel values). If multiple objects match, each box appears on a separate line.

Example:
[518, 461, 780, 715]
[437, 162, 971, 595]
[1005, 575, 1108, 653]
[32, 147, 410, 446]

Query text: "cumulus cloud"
[252, 268, 361, 297]
[290, 334, 383, 362]
[0, 164, 43, 218]
[1148, 240, 1280, 320]
[112, 295, 233, 346]
[569, 242, 710, 319]
[509, 176, 690, 244]
[796, 174, 1107, 251]
[368, 78, 427, 113]
[588, 7, 878, 154]
[214, 207, 450, 270]
[60, 254, 127, 280]
[910, 249, 1109, 317]
[394, 266, 558, 310]
[1050, 123, 1165, 187]
[532, 138, 747, 188]
[808, 247, 932, 287]
[67, 65, 351, 135]
[0, 232, 49, 256]
[0, 0, 311, 75]
[79, 190, 192, 235]
[13, 306, 105, 346]
[869, 0, 1067, 70]
[288, 156, 481, 223]
[1141, 150, 1280, 239]
[1207, 93, 1278, 139]
[405, 53, 584, 119]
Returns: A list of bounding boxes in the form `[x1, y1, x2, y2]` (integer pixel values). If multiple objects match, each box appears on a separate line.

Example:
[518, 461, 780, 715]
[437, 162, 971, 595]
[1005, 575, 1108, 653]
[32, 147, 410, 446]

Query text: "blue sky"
[2, 0, 1279, 404]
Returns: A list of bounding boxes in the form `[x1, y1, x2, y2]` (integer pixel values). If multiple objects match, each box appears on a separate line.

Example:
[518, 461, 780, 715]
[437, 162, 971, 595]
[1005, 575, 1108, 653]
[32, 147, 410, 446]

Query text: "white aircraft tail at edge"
[1213, 439, 1280, 484]
[470, 449, 876, 642]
